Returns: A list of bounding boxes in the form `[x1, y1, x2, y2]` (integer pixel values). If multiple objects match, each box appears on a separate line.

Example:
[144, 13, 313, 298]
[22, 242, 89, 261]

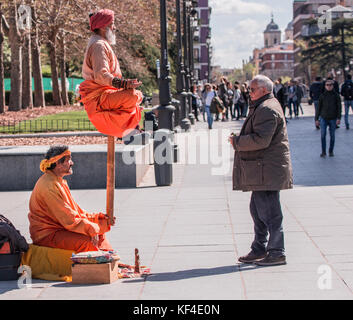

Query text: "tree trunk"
[0, 4, 5, 114]
[59, 34, 68, 105]
[8, 2, 22, 111]
[22, 28, 33, 109]
[47, 30, 62, 106]
[31, 2, 45, 107]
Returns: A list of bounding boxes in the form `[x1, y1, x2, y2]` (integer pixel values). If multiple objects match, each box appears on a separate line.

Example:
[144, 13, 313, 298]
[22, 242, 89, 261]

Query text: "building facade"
[194, 0, 212, 83]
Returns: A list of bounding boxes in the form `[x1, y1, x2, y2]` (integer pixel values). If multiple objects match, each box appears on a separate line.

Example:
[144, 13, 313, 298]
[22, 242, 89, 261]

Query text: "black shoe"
[255, 254, 286, 266]
[238, 251, 267, 264]
[347, 126, 350, 130]
[329, 151, 334, 157]
[320, 153, 326, 158]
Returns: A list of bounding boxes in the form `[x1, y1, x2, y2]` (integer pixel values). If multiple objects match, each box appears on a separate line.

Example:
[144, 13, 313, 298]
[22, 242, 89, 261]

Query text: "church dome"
[265, 17, 280, 32]
[286, 20, 293, 31]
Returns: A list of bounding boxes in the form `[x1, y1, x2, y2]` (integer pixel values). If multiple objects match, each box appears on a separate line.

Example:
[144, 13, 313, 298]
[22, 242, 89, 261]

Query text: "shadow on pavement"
[123, 264, 256, 283]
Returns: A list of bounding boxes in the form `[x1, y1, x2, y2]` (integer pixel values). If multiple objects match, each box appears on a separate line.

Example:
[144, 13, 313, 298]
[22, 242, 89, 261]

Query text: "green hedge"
[5, 91, 76, 106]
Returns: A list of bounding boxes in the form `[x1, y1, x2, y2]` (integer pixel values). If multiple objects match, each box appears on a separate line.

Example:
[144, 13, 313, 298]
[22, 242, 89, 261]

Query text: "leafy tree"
[300, 18, 353, 81]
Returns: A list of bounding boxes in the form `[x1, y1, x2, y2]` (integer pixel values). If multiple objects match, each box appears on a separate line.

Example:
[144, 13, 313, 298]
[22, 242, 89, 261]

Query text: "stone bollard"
[153, 129, 173, 186]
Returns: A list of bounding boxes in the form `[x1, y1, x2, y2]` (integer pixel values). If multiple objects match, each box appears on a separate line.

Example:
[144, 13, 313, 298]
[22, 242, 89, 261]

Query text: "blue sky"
[209, 0, 293, 69]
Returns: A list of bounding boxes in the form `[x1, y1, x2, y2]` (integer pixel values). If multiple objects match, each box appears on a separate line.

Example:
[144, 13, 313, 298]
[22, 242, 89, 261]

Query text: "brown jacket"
[232, 93, 293, 191]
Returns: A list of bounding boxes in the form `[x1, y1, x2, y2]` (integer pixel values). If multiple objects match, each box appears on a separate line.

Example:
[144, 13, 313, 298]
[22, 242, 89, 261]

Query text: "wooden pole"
[106, 135, 115, 225]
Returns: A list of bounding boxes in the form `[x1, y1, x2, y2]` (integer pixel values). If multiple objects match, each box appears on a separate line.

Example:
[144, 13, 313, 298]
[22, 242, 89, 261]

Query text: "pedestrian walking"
[287, 80, 298, 118]
[213, 84, 220, 121]
[310, 76, 323, 129]
[340, 74, 353, 130]
[316, 80, 342, 157]
[191, 85, 201, 122]
[232, 82, 241, 120]
[274, 78, 285, 116]
[204, 83, 216, 129]
[227, 81, 234, 121]
[283, 81, 289, 118]
[240, 83, 250, 117]
[200, 85, 207, 122]
[218, 77, 230, 122]
[229, 75, 293, 266]
[296, 81, 304, 116]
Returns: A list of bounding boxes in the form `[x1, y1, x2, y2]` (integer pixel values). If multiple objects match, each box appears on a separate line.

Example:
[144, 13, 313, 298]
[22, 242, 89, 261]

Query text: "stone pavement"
[1, 103, 353, 300]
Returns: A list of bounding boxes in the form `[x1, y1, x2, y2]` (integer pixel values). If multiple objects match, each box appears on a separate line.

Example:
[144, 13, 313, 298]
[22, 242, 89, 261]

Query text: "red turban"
[90, 9, 114, 32]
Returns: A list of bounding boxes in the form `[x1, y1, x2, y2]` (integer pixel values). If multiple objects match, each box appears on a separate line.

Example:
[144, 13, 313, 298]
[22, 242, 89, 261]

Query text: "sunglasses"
[326, 84, 334, 86]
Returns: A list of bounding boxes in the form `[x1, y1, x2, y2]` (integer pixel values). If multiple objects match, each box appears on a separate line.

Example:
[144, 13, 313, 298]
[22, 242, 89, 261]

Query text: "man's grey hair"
[251, 75, 274, 93]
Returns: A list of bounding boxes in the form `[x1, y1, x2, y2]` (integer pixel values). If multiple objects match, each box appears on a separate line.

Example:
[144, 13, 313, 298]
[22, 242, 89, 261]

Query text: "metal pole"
[176, 0, 191, 131]
[158, 0, 175, 130]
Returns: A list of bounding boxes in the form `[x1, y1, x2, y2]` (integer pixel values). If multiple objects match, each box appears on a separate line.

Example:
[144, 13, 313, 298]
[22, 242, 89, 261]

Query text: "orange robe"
[79, 34, 142, 138]
[28, 170, 112, 252]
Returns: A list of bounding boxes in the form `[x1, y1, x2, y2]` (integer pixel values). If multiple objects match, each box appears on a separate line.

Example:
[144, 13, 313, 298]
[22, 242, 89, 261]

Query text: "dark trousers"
[320, 118, 336, 153]
[250, 191, 285, 257]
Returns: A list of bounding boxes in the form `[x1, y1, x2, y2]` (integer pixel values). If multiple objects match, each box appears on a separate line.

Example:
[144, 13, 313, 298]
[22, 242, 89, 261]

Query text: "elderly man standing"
[28, 145, 113, 252]
[79, 9, 142, 138]
[229, 75, 293, 266]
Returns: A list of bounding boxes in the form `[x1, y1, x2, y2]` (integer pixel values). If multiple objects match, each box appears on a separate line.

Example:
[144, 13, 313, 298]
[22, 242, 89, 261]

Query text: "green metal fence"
[0, 118, 96, 134]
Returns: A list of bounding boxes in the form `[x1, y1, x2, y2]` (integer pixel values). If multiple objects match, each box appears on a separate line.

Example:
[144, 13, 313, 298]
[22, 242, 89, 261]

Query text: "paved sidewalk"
[1, 103, 353, 300]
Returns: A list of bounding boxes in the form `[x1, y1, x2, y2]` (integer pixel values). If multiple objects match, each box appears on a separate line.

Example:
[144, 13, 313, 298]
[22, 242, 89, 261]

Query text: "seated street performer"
[79, 8, 143, 137]
[28, 145, 114, 253]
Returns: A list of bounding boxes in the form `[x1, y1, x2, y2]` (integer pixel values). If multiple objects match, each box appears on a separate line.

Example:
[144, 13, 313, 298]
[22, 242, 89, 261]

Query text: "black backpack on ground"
[0, 214, 29, 254]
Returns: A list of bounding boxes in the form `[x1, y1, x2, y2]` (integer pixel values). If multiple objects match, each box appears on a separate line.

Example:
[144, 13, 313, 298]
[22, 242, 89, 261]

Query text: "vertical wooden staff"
[106, 135, 115, 225]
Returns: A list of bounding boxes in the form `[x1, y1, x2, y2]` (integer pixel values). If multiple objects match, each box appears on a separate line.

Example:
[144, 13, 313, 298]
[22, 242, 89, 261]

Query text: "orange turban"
[90, 9, 114, 32]
[39, 150, 71, 173]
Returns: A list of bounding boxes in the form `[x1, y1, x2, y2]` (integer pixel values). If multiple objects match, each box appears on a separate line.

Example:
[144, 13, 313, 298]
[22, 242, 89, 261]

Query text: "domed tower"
[285, 20, 293, 41]
[264, 14, 281, 48]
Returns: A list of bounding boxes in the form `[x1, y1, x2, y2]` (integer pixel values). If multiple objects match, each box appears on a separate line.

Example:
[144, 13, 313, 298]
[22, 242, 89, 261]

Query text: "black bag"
[210, 96, 225, 114]
[0, 215, 29, 254]
[0, 214, 29, 281]
[342, 82, 353, 100]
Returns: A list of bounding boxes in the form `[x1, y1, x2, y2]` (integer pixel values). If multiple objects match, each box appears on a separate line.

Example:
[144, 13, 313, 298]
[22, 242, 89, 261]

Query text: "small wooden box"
[71, 261, 119, 284]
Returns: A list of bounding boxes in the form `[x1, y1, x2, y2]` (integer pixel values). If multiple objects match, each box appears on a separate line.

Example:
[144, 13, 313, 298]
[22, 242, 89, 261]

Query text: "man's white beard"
[105, 27, 116, 45]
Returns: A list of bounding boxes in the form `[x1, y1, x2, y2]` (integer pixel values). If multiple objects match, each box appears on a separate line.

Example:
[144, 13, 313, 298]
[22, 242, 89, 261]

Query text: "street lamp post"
[186, 2, 199, 124]
[206, 34, 211, 83]
[176, 0, 191, 131]
[157, 0, 175, 130]
[183, 0, 194, 124]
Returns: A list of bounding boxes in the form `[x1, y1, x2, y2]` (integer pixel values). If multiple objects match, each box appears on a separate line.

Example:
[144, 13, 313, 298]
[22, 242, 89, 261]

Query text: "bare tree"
[21, 2, 33, 109]
[0, 2, 8, 113]
[31, 0, 45, 107]
[8, 1, 22, 111]
[58, 31, 68, 105]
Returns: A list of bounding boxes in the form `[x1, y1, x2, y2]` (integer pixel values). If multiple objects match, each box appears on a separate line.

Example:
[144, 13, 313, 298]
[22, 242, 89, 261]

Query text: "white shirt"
[205, 91, 215, 106]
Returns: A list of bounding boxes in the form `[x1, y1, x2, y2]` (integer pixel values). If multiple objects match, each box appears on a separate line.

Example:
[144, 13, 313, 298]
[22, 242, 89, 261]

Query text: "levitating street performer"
[79, 9, 143, 137]
[28, 145, 114, 252]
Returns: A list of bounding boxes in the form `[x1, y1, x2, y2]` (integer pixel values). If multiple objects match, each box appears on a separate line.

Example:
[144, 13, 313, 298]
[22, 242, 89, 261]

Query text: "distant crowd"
[190, 76, 309, 130]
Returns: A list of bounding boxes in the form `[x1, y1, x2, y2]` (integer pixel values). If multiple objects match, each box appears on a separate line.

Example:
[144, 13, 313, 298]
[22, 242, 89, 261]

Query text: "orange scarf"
[40, 150, 71, 173]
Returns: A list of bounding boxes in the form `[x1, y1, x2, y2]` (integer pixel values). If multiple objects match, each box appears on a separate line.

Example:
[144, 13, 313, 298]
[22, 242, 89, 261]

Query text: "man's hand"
[97, 212, 116, 225]
[228, 133, 235, 148]
[127, 79, 142, 89]
[337, 119, 341, 126]
[315, 120, 320, 127]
